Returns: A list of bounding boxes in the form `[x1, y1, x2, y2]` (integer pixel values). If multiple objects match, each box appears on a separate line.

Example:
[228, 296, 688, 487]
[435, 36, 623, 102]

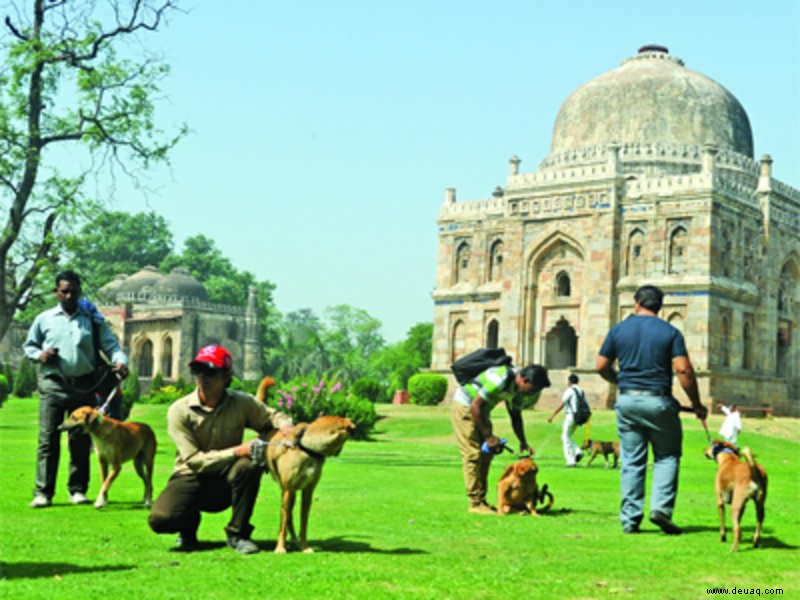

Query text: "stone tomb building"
[97, 266, 262, 384]
[431, 46, 800, 415]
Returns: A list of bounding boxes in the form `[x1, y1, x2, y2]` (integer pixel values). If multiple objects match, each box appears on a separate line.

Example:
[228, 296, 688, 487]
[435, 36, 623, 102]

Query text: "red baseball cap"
[189, 345, 232, 371]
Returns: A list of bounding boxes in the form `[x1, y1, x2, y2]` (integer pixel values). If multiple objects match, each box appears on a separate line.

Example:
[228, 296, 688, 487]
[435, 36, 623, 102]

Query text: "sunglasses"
[190, 365, 224, 377]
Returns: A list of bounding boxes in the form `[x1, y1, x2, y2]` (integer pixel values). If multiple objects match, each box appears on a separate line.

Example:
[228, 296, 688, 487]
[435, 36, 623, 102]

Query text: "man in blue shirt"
[23, 270, 128, 508]
[597, 285, 706, 535]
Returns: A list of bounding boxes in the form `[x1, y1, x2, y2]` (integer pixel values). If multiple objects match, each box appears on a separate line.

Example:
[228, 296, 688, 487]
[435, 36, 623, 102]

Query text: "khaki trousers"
[451, 401, 494, 506]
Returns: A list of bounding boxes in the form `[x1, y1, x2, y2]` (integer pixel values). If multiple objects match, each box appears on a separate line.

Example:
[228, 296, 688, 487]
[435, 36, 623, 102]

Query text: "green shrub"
[2, 362, 13, 393]
[407, 373, 448, 406]
[145, 385, 184, 405]
[267, 376, 377, 439]
[229, 376, 259, 395]
[120, 369, 141, 420]
[0, 374, 9, 406]
[151, 372, 164, 391]
[13, 360, 37, 398]
[174, 375, 189, 393]
[351, 377, 386, 403]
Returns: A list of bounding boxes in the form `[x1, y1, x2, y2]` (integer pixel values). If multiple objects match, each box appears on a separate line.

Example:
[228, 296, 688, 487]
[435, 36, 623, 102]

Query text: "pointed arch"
[668, 226, 688, 274]
[160, 336, 173, 378]
[137, 338, 154, 377]
[451, 319, 466, 363]
[526, 230, 586, 274]
[486, 319, 499, 349]
[488, 239, 504, 282]
[556, 271, 571, 297]
[627, 228, 645, 276]
[455, 241, 471, 284]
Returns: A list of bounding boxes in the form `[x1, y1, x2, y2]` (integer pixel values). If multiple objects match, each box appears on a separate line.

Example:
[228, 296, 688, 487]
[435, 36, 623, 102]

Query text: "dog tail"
[255, 376, 277, 404]
[741, 447, 767, 492]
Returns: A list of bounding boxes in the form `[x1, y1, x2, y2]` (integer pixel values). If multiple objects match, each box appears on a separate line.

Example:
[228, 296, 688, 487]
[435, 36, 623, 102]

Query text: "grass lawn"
[0, 397, 798, 599]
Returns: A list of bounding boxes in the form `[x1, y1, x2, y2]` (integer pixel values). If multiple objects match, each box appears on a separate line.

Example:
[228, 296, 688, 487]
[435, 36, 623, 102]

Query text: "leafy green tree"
[270, 308, 330, 381]
[369, 322, 433, 394]
[63, 207, 173, 295]
[0, 0, 184, 340]
[322, 304, 385, 383]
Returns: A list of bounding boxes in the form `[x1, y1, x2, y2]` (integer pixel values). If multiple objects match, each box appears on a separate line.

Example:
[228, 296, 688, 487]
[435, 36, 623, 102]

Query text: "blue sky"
[105, 1, 799, 341]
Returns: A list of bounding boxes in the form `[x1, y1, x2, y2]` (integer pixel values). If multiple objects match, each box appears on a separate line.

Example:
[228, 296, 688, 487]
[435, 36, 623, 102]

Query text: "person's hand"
[519, 443, 534, 456]
[693, 403, 708, 420]
[484, 435, 501, 451]
[112, 362, 129, 379]
[40, 347, 59, 365]
[248, 439, 269, 467]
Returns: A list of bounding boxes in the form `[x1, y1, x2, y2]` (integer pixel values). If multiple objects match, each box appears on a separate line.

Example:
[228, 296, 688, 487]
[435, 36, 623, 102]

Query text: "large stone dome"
[550, 45, 753, 158]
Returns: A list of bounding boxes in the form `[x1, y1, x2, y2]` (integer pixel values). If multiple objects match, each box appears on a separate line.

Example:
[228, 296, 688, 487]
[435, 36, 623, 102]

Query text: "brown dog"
[581, 439, 620, 468]
[262, 412, 354, 553]
[704, 440, 768, 552]
[496, 457, 553, 515]
[59, 406, 157, 509]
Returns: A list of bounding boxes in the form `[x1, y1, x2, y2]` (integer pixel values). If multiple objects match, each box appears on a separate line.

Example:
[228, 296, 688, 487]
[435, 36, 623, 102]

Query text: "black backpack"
[450, 348, 513, 385]
[572, 388, 592, 425]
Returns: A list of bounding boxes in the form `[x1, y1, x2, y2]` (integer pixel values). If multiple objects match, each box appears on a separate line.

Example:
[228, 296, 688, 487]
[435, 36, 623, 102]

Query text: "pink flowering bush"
[267, 375, 377, 439]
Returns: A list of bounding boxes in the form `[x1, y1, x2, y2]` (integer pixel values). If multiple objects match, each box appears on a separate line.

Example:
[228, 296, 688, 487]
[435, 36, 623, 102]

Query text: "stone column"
[242, 286, 262, 381]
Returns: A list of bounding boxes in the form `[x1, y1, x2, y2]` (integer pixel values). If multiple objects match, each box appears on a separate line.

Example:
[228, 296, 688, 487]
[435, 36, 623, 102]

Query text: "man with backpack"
[547, 374, 589, 467]
[450, 349, 550, 514]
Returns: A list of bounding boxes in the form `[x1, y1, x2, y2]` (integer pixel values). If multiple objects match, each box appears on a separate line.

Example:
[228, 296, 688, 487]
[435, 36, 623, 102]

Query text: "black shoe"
[622, 525, 640, 534]
[575, 451, 583, 464]
[175, 531, 200, 552]
[226, 532, 260, 555]
[649, 511, 683, 535]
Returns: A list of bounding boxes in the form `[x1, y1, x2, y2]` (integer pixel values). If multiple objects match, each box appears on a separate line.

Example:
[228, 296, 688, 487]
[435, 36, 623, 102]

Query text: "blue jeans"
[615, 393, 682, 530]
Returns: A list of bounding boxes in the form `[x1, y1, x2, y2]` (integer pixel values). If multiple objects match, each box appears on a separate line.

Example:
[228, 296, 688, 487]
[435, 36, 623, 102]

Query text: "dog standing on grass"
[704, 440, 768, 552]
[59, 406, 156, 509]
[581, 439, 620, 468]
[256, 377, 355, 554]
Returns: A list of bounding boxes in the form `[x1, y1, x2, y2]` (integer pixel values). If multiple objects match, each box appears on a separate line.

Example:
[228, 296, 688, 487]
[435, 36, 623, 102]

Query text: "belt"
[618, 389, 665, 397]
[47, 372, 95, 387]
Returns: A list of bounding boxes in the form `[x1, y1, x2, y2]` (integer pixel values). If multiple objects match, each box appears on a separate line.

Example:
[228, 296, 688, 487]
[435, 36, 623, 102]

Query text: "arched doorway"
[138, 339, 154, 377]
[486, 319, 499, 349]
[545, 317, 577, 369]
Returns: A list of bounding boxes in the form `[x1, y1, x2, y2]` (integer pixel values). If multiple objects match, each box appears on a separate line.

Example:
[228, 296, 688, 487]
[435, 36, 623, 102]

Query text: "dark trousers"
[35, 375, 95, 498]
[148, 458, 263, 539]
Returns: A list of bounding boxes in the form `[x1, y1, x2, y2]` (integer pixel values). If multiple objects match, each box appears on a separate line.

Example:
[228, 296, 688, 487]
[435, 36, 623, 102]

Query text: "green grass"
[1, 398, 798, 599]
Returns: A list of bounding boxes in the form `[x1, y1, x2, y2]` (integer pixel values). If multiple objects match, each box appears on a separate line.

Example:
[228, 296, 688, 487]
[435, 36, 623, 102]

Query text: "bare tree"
[0, 0, 185, 339]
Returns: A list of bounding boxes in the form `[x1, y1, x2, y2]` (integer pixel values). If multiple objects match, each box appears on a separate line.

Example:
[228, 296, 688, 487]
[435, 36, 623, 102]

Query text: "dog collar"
[90, 412, 104, 429]
[295, 426, 326, 461]
[712, 444, 738, 459]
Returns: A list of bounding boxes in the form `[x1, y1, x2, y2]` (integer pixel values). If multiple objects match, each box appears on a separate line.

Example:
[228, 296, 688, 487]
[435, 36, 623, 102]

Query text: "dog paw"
[301, 547, 314, 554]
[273, 546, 288, 555]
[93, 500, 106, 509]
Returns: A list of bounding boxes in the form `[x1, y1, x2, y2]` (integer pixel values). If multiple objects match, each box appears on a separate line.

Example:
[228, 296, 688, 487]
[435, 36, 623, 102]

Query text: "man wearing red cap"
[148, 345, 292, 554]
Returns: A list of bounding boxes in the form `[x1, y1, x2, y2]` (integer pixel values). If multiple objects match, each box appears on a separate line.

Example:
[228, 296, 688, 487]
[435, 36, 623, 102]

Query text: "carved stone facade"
[431, 46, 800, 415]
[97, 266, 262, 384]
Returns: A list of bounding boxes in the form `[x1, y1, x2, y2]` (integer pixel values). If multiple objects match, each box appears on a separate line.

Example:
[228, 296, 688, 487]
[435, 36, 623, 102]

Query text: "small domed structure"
[153, 267, 209, 301]
[115, 265, 165, 300]
[550, 46, 753, 158]
[97, 273, 128, 303]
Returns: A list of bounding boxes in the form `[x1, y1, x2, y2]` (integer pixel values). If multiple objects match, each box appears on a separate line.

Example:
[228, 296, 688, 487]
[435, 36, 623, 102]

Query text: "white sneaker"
[70, 492, 91, 505]
[29, 494, 51, 508]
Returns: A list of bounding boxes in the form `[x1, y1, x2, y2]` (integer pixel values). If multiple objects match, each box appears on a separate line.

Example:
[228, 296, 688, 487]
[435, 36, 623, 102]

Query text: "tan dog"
[704, 440, 768, 552]
[496, 457, 553, 515]
[581, 439, 620, 468]
[262, 410, 354, 553]
[59, 406, 156, 509]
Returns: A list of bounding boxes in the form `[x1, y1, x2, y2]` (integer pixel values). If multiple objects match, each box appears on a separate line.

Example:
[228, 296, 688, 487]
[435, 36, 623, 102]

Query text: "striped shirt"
[453, 365, 525, 412]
